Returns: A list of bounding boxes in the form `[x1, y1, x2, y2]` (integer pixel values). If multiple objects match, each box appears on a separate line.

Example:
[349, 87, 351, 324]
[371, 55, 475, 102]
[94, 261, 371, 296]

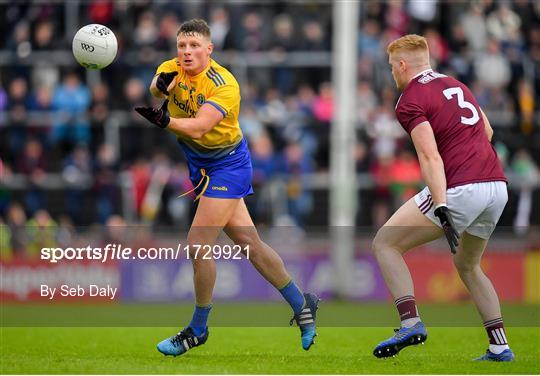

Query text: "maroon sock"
[484, 317, 508, 345]
[394, 295, 419, 321]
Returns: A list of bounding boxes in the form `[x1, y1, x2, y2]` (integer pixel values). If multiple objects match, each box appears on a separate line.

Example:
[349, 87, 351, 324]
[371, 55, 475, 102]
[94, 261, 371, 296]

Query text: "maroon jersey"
[395, 69, 506, 189]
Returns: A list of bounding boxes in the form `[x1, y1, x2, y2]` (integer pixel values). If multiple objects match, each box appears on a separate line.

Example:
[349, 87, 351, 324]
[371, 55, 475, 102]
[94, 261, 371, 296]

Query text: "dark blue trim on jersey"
[205, 101, 227, 117]
[206, 68, 226, 87]
[209, 67, 226, 85]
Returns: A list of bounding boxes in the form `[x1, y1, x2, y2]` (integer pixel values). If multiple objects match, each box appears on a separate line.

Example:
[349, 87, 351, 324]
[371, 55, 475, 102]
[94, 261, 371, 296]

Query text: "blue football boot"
[289, 293, 320, 350]
[373, 321, 428, 358]
[474, 348, 515, 362]
[157, 327, 209, 356]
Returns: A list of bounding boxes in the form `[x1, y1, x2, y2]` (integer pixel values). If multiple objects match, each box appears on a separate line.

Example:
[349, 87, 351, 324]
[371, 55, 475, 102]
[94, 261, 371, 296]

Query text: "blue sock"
[279, 280, 305, 315]
[188, 304, 212, 336]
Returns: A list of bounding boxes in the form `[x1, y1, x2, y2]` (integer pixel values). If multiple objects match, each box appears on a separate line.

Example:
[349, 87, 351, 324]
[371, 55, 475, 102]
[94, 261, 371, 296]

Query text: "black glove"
[156, 71, 178, 96]
[135, 100, 170, 129]
[434, 205, 459, 254]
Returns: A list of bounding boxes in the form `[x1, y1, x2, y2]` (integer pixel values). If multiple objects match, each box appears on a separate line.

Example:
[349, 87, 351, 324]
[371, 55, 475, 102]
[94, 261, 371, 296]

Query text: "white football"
[72, 24, 117, 69]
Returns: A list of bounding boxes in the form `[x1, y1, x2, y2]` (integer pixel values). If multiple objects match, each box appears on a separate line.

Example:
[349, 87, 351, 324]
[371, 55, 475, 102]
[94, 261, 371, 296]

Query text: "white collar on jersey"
[412, 68, 433, 79]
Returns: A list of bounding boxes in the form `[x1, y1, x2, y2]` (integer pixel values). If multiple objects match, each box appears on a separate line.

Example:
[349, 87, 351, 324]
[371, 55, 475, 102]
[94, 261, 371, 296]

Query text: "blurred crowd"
[1, 0, 539, 254]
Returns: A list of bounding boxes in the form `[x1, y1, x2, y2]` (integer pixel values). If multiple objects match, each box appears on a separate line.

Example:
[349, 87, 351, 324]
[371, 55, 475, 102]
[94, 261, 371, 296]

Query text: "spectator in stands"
[486, 2, 522, 44]
[27, 85, 55, 143]
[296, 84, 316, 119]
[366, 103, 405, 160]
[123, 77, 151, 159]
[134, 10, 159, 48]
[26, 209, 58, 258]
[300, 20, 328, 51]
[17, 138, 46, 214]
[424, 28, 449, 66]
[237, 11, 268, 51]
[156, 13, 179, 51]
[473, 38, 511, 89]
[358, 19, 382, 59]
[130, 157, 152, 221]
[62, 143, 92, 225]
[247, 133, 277, 224]
[32, 20, 55, 50]
[50, 71, 91, 147]
[388, 148, 422, 205]
[518, 79, 535, 135]
[312, 81, 333, 123]
[87, 0, 114, 25]
[89, 81, 110, 125]
[384, 0, 410, 40]
[0, 82, 7, 111]
[370, 154, 393, 228]
[447, 24, 472, 82]
[7, 21, 31, 59]
[94, 143, 119, 224]
[239, 104, 265, 141]
[208, 7, 231, 50]
[0, 217, 13, 261]
[280, 142, 314, 227]
[461, 1, 488, 53]
[510, 149, 539, 236]
[356, 80, 378, 126]
[270, 14, 297, 93]
[5, 202, 28, 256]
[6, 77, 29, 158]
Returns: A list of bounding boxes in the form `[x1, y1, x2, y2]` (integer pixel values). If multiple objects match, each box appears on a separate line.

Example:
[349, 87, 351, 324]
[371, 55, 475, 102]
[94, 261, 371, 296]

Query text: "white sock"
[489, 344, 510, 354]
[401, 317, 421, 328]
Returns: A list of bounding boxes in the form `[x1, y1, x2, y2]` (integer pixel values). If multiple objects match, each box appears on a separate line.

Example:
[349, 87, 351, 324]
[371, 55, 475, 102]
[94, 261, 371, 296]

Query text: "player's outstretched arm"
[134, 100, 223, 139]
[166, 103, 223, 139]
[480, 108, 493, 142]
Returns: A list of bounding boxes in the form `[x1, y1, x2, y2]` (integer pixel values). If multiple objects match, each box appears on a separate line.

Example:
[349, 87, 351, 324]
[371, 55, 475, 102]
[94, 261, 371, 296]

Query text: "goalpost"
[330, 0, 360, 298]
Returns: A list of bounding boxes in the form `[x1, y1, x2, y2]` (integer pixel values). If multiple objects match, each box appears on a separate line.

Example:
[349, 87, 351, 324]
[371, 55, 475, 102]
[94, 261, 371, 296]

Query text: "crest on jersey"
[197, 94, 205, 106]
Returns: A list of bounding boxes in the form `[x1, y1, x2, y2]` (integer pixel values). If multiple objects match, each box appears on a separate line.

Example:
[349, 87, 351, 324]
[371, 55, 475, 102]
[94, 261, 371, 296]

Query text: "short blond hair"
[387, 34, 428, 55]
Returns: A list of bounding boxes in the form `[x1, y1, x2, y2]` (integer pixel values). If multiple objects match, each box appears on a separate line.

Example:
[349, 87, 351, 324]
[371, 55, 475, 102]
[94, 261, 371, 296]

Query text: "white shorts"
[414, 181, 508, 240]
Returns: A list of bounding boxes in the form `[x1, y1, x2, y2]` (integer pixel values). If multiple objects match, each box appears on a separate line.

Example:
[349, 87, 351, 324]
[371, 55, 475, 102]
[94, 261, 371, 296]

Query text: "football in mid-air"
[72, 24, 117, 69]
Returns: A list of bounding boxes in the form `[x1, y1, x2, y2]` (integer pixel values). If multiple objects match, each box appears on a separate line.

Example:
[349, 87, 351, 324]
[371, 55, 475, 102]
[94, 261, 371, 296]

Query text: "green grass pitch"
[1, 304, 539, 374]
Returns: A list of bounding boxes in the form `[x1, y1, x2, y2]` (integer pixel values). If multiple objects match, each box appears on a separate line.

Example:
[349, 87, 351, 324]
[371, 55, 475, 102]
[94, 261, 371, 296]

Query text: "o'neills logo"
[212, 186, 228, 191]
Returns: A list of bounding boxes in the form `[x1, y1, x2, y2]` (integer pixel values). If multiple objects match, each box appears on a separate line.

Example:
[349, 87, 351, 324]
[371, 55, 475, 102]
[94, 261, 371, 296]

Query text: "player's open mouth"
[184, 59, 192, 64]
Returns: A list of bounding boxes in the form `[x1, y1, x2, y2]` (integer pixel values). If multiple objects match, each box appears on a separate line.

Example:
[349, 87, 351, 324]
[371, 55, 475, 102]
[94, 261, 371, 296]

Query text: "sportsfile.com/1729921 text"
[40, 244, 250, 263]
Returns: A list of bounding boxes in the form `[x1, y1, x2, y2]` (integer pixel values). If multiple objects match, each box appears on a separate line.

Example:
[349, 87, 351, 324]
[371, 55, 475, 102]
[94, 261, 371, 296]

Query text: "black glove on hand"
[156, 71, 178, 96]
[135, 100, 170, 129]
[434, 205, 459, 254]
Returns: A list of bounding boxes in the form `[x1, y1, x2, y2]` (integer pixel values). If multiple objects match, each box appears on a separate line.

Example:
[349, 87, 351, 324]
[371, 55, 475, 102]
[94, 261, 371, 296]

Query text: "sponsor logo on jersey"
[211, 186, 228, 191]
[173, 94, 196, 117]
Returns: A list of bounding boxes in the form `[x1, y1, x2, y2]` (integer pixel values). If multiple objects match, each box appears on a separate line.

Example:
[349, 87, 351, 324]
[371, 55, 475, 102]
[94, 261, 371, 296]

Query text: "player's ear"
[207, 42, 214, 56]
[399, 59, 407, 72]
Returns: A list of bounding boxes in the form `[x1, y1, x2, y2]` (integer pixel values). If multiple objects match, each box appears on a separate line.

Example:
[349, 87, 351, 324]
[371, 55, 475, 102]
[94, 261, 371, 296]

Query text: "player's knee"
[453, 257, 477, 275]
[230, 229, 262, 251]
[372, 229, 391, 257]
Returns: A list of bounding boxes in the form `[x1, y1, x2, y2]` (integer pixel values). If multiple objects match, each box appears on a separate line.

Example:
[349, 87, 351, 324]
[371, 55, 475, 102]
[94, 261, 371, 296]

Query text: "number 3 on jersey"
[443, 87, 480, 126]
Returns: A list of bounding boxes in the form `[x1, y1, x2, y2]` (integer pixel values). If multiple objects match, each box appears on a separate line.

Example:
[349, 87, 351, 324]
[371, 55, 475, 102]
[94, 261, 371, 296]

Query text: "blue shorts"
[180, 138, 254, 199]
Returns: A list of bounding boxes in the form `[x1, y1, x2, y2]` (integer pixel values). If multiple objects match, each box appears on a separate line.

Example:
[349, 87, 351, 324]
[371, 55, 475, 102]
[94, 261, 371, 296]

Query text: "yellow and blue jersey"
[154, 57, 253, 200]
[155, 58, 243, 160]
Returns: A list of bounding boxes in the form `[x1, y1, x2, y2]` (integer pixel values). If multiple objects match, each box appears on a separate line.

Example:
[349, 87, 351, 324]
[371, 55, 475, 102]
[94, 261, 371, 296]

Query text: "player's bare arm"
[167, 103, 223, 139]
[410, 121, 447, 206]
[480, 109, 493, 142]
